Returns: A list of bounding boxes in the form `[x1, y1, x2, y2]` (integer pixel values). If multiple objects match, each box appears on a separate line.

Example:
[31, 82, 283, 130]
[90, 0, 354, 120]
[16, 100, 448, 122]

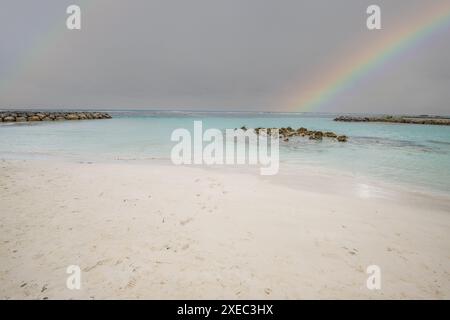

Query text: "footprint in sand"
[83, 259, 111, 272]
[125, 278, 137, 289]
[180, 218, 193, 226]
[123, 198, 140, 206]
[342, 246, 358, 255]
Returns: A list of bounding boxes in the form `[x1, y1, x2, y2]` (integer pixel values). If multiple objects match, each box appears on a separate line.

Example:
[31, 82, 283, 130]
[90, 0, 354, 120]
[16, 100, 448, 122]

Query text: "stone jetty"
[238, 126, 348, 142]
[0, 111, 112, 122]
[334, 115, 450, 125]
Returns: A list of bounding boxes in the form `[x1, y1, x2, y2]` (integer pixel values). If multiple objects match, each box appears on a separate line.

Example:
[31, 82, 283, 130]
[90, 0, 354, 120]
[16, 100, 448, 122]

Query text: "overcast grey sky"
[1, 0, 449, 114]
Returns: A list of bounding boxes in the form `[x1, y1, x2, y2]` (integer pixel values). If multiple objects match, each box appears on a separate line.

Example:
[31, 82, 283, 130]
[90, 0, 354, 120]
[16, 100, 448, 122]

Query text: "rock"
[334, 115, 450, 126]
[238, 125, 347, 143]
[28, 115, 41, 121]
[0, 111, 112, 122]
[36, 113, 46, 120]
[65, 114, 80, 120]
[296, 127, 308, 134]
[3, 116, 15, 122]
[309, 131, 323, 140]
[3, 116, 16, 122]
[93, 113, 103, 119]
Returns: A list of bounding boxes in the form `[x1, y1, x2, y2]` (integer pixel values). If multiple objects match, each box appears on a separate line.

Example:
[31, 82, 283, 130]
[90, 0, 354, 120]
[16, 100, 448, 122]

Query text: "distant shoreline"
[2, 109, 450, 118]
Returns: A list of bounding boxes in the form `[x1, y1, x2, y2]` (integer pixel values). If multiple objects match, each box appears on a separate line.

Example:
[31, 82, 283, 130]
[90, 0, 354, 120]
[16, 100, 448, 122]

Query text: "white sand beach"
[0, 159, 449, 299]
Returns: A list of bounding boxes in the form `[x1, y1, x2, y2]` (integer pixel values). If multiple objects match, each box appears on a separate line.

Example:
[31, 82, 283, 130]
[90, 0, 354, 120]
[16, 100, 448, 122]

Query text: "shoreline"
[1, 158, 449, 299]
[2, 154, 450, 202]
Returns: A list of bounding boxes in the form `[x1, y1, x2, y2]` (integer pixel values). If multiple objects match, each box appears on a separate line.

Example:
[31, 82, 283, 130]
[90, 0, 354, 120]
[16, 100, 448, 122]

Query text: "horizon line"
[1, 107, 449, 118]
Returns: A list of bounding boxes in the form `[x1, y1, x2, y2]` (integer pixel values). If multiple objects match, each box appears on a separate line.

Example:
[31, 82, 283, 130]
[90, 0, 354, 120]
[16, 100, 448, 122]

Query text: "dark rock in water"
[334, 115, 450, 126]
[28, 115, 41, 121]
[309, 131, 323, 140]
[240, 125, 348, 142]
[65, 113, 79, 120]
[36, 113, 46, 120]
[3, 116, 16, 122]
[296, 127, 308, 134]
[0, 111, 112, 123]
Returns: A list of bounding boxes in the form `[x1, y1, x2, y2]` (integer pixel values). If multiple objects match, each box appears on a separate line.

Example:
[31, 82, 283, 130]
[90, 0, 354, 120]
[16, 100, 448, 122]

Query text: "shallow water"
[1, 111, 450, 194]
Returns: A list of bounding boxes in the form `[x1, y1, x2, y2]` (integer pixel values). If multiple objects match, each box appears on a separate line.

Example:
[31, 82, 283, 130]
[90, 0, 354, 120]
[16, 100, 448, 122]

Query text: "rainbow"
[0, 0, 94, 97]
[285, 2, 450, 112]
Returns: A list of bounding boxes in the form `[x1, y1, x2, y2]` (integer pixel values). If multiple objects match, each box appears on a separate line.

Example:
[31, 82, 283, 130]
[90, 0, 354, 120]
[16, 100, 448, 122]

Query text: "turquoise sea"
[1, 111, 450, 194]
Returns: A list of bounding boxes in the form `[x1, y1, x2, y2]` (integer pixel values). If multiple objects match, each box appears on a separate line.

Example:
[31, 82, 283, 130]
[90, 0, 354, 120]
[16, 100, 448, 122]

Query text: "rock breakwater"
[334, 115, 450, 125]
[238, 126, 348, 142]
[0, 111, 112, 122]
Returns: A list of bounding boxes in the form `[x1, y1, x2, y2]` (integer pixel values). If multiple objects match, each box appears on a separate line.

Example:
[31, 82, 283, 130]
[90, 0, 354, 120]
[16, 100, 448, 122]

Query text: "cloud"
[0, 0, 449, 115]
